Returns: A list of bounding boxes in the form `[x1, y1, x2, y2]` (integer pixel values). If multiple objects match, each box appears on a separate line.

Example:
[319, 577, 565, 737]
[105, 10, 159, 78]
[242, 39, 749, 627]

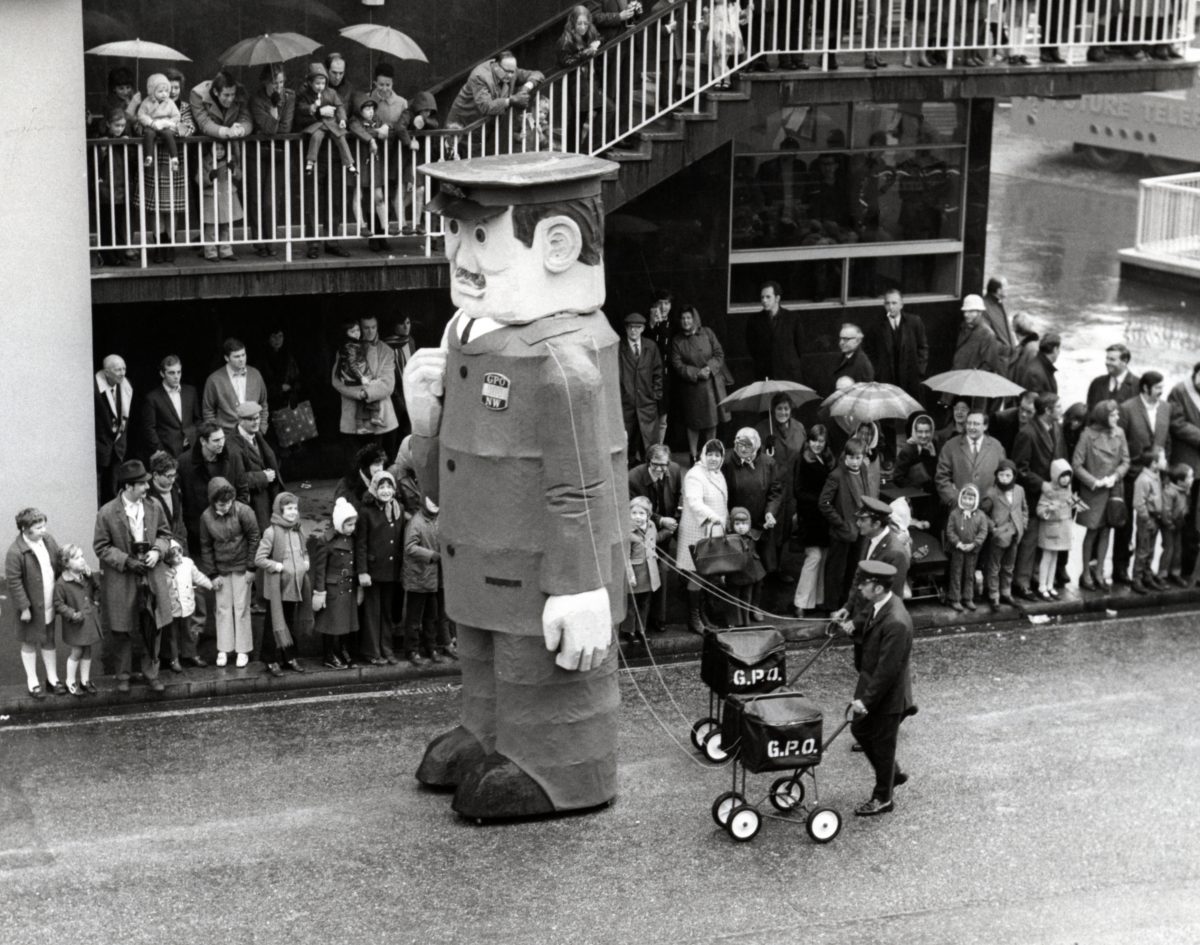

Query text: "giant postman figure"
[404, 153, 628, 820]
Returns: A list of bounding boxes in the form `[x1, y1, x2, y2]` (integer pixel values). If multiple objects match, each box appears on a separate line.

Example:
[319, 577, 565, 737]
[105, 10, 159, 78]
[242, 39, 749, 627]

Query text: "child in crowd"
[819, 438, 868, 610]
[707, 0, 745, 88]
[985, 459, 1028, 608]
[403, 495, 445, 665]
[1159, 462, 1194, 587]
[198, 477, 260, 667]
[725, 506, 766, 625]
[1131, 446, 1167, 594]
[94, 106, 131, 267]
[334, 330, 385, 431]
[255, 492, 310, 676]
[162, 540, 213, 672]
[197, 140, 242, 261]
[5, 508, 64, 699]
[1036, 458, 1080, 600]
[622, 496, 661, 643]
[356, 471, 404, 666]
[311, 497, 359, 669]
[297, 62, 357, 176]
[946, 484, 989, 611]
[136, 73, 181, 171]
[53, 543, 104, 696]
[349, 97, 389, 244]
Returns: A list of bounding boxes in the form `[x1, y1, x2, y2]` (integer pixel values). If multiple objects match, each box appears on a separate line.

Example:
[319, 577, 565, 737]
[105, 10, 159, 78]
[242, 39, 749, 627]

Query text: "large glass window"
[731, 100, 969, 308]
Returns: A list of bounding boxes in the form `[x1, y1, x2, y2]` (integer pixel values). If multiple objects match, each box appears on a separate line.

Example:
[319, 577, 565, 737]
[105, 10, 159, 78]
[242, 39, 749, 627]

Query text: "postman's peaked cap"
[856, 559, 897, 580]
[421, 152, 618, 218]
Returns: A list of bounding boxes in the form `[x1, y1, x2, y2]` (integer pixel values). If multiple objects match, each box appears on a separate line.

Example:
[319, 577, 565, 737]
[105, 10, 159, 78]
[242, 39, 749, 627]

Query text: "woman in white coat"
[677, 438, 729, 633]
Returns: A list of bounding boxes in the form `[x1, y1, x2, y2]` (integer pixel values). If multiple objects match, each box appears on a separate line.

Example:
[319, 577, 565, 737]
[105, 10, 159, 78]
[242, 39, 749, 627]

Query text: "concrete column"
[0, 1, 94, 685]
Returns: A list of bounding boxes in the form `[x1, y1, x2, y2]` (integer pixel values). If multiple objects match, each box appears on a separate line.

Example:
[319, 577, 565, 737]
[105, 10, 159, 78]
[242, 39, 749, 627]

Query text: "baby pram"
[710, 691, 852, 843]
[691, 624, 837, 763]
[906, 527, 948, 603]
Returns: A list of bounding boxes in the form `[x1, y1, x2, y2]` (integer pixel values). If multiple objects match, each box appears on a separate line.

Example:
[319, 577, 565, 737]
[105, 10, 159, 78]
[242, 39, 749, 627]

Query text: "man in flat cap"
[845, 559, 915, 817]
[619, 311, 663, 468]
[226, 400, 283, 532]
[404, 152, 627, 820]
[94, 459, 175, 694]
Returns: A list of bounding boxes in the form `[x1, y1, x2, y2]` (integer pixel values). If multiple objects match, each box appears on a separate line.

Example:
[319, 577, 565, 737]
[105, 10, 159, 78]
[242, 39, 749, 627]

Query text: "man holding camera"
[94, 459, 175, 693]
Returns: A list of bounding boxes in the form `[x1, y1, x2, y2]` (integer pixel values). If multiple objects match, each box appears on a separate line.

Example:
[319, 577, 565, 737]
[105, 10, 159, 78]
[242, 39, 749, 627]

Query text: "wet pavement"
[990, 105, 1200, 405]
[2, 614, 1199, 944]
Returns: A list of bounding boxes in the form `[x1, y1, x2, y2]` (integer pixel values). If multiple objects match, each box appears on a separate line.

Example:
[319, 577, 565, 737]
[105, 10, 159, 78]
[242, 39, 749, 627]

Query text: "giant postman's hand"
[542, 588, 611, 672]
[403, 346, 447, 437]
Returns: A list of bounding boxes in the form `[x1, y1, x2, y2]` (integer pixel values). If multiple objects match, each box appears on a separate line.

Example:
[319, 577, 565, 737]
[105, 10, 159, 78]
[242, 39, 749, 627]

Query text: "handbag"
[273, 400, 318, 448]
[691, 524, 752, 577]
[1105, 494, 1129, 529]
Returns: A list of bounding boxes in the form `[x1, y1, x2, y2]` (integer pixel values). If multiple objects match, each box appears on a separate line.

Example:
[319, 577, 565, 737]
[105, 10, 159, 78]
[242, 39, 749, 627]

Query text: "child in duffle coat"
[946, 484, 990, 611]
[196, 140, 242, 261]
[984, 459, 1028, 609]
[254, 492, 310, 676]
[198, 477, 260, 667]
[310, 497, 359, 669]
[52, 544, 103, 697]
[136, 73, 181, 170]
[162, 541, 213, 672]
[5, 507, 63, 698]
[296, 62, 356, 175]
[1159, 462, 1194, 586]
[1036, 458, 1079, 601]
[1131, 446, 1167, 593]
[622, 496, 661, 644]
[356, 471, 405, 666]
[725, 506, 767, 626]
[402, 496, 445, 665]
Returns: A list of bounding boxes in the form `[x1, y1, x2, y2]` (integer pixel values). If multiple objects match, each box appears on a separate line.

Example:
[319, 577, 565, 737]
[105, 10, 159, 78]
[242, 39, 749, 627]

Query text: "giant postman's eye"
[448, 219, 460, 235]
[474, 226, 487, 245]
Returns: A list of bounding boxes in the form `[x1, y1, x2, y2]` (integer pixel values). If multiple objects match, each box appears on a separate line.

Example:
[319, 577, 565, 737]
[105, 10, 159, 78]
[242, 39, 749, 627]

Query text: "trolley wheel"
[726, 804, 761, 842]
[691, 717, 719, 752]
[703, 730, 730, 764]
[769, 776, 805, 812]
[805, 806, 843, 844]
[711, 791, 743, 827]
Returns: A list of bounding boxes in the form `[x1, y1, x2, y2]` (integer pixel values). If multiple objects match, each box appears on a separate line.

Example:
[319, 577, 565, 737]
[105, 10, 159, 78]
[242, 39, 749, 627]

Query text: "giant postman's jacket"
[414, 310, 628, 634]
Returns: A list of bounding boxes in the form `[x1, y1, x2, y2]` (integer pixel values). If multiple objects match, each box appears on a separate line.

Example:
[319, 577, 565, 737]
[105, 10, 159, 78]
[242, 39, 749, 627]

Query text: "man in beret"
[845, 559, 915, 817]
[93, 460, 175, 694]
[405, 153, 626, 820]
[619, 311, 663, 468]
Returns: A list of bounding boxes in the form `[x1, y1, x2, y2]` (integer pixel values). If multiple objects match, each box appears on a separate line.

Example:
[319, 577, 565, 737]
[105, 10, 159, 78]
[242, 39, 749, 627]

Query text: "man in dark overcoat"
[94, 460, 174, 693]
[628, 445, 681, 630]
[139, 354, 201, 459]
[845, 559, 915, 817]
[618, 312, 663, 467]
[1115, 371, 1171, 584]
[226, 402, 283, 531]
[745, 281, 805, 383]
[865, 289, 928, 396]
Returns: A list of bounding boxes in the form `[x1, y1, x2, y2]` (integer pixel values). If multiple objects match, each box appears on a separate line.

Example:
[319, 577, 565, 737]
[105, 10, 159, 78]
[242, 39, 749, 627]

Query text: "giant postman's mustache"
[454, 267, 486, 290]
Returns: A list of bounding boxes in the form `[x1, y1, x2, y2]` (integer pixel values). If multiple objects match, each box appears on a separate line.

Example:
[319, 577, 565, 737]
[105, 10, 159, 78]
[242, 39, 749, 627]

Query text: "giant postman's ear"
[540, 215, 583, 274]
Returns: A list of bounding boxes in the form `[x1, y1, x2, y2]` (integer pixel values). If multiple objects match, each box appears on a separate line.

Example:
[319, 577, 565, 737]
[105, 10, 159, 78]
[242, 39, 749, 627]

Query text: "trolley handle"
[821, 711, 856, 752]
[784, 625, 841, 688]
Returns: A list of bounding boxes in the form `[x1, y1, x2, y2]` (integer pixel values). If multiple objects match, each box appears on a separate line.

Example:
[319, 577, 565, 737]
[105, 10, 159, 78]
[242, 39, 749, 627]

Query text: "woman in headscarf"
[791, 424, 834, 616]
[1073, 399, 1130, 590]
[669, 305, 730, 463]
[722, 427, 784, 586]
[677, 439, 729, 633]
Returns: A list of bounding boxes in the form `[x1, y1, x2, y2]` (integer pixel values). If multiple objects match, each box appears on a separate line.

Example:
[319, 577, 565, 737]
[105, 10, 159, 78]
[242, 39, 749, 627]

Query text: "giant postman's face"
[444, 208, 534, 321]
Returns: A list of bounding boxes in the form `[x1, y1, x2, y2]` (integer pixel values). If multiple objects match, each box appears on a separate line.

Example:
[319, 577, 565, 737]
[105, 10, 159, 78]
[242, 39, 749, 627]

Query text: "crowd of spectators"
[619, 276, 1200, 640]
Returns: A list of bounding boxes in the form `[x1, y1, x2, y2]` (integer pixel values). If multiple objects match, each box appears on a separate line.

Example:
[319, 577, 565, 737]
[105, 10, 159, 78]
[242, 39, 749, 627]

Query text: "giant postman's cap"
[421, 152, 618, 220]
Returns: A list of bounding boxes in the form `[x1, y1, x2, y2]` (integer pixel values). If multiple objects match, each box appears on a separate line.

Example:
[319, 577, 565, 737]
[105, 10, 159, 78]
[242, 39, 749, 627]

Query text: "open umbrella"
[85, 39, 191, 62]
[720, 379, 817, 414]
[338, 24, 429, 63]
[923, 368, 1025, 399]
[218, 32, 322, 68]
[821, 382, 922, 431]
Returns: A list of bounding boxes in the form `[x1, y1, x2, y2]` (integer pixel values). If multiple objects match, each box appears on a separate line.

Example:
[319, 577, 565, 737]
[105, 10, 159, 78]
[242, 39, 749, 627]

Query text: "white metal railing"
[87, 0, 1196, 268]
[1135, 171, 1200, 258]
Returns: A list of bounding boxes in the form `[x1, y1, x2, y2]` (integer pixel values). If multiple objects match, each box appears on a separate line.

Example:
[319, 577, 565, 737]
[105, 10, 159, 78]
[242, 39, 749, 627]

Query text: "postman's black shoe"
[855, 797, 894, 816]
